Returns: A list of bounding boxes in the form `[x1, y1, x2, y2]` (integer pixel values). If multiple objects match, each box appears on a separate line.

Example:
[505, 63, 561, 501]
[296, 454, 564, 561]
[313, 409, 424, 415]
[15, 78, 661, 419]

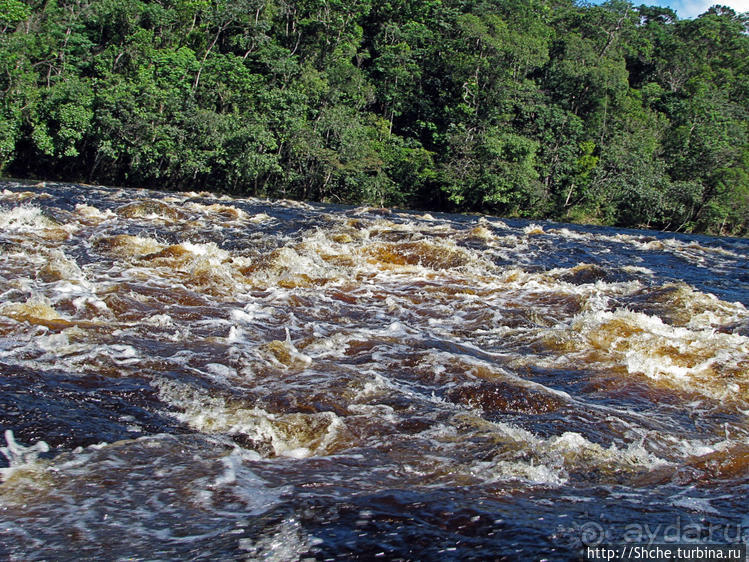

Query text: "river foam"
[1, 181, 747, 558]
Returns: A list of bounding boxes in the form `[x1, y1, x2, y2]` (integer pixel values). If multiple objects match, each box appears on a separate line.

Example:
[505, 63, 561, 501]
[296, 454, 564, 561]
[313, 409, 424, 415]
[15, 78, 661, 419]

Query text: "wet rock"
[368, 242, 470, 270]
[556, 264, 610, 284]
[446, 381, 564, 414]
[116, 199, 183, 220]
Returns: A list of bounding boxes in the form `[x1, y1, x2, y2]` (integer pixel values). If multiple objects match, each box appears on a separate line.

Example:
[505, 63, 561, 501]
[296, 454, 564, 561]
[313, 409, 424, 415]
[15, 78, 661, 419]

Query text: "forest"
[1, 0, 747, 234]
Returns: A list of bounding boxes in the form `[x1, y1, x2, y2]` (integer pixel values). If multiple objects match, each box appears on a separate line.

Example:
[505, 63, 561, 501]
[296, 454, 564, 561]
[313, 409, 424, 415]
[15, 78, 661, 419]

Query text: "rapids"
[0, 180, 747, 560]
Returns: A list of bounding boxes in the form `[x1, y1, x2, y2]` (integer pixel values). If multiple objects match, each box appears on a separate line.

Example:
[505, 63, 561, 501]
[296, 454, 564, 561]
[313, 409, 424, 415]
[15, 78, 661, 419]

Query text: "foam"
[75, 203, 116, 222]
[472, 459, 568, 486]
[0, 205, 55, 230]
[184, 202, 250, 222]
[565, 309, 749, 400]
[0, 297, 69, 327]
[0, 430, 50, 483]
[524, 224, 545, 235]
[155, 379, 346, 458]
[238, 517, 322, 560]
[95, 234, 164, 257]
[473, 425, 666, 487]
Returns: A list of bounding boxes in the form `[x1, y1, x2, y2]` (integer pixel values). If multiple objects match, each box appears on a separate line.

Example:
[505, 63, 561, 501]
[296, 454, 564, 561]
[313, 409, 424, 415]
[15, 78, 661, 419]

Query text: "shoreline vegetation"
[1, 1, 747, 235]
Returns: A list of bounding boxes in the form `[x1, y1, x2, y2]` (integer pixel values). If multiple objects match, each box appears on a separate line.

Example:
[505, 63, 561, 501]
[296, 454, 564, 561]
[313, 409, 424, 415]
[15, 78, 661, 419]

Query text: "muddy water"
[0, 180, 747, 560]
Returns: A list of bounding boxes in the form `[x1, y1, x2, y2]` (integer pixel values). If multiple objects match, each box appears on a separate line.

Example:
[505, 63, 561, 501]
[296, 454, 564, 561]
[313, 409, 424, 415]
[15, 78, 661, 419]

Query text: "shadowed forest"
[1, 0, 747, 234]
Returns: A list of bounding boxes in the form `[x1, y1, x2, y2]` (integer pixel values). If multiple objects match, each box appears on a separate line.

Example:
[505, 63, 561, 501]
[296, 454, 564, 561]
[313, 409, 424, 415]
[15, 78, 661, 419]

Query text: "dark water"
[0, 180, 747, 560]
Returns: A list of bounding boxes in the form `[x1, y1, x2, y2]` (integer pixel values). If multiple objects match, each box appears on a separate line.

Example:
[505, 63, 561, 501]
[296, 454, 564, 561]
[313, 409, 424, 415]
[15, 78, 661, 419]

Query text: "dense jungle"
[1, 0, 747, 234]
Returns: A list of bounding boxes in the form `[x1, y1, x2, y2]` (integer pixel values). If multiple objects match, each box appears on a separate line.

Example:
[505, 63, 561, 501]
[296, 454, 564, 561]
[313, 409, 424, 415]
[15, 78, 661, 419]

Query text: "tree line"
[1, 0, 747, 234]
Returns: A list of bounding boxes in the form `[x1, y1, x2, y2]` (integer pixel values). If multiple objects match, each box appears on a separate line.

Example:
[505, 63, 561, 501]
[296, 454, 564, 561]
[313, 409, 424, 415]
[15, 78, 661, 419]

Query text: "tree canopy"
[1, 0, 747, 234]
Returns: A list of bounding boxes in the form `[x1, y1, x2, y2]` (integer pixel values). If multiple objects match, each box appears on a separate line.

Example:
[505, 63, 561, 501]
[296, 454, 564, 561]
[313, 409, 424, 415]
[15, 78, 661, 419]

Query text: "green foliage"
[0, 0, 29, 28]
[1, 0, 747, 234]
[441, 124, 541, 215]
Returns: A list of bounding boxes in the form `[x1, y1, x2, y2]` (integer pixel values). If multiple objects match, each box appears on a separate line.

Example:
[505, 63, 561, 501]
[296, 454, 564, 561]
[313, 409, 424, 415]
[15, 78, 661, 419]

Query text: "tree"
[0, 0, 746, 233]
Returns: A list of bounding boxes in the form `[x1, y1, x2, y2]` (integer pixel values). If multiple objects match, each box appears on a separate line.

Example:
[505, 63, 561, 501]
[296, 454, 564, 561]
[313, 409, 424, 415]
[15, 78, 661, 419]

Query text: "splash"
[155, 379, 346, 458]
[552, 308, 749, 401]
[0, 181, 748, 559]
[0, 430, 50, 482]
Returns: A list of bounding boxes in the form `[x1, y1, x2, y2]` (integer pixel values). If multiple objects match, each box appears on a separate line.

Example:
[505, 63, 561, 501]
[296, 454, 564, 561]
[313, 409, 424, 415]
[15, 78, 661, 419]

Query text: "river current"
[0, 180, 747, 560]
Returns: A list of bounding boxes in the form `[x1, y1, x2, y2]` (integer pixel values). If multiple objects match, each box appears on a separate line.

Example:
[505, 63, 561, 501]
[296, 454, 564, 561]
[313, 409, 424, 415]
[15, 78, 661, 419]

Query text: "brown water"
[0, 180, 747, 560]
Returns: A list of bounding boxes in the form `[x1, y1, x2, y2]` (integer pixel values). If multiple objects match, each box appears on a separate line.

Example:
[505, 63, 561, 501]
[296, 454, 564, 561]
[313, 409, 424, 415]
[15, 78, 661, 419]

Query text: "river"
[0, 180, 747, 560]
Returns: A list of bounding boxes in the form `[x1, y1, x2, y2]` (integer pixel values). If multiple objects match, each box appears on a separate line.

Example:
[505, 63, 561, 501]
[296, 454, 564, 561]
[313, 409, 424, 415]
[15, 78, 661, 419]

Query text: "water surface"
[0, 181, 747, 560]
